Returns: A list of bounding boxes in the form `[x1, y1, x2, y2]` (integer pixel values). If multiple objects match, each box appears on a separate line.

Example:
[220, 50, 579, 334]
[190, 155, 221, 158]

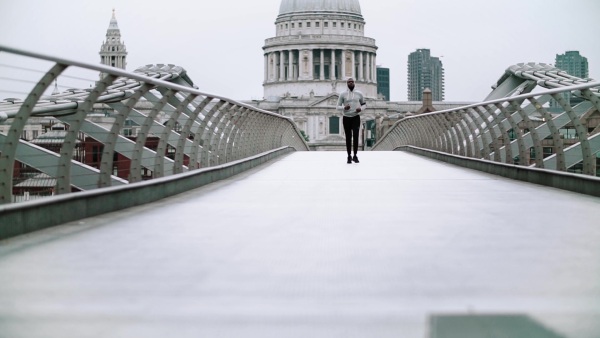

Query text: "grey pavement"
[1, 151, 599, 338]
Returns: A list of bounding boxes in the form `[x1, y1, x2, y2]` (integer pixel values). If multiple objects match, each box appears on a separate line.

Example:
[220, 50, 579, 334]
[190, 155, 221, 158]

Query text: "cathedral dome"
[265, 0, 377, 101]
[278, 0, 362, 17]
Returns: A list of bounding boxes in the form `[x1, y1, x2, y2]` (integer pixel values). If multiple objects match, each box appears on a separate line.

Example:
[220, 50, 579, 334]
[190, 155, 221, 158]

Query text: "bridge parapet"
[0, 45, 309, 205]
[374, 69, 600, 177]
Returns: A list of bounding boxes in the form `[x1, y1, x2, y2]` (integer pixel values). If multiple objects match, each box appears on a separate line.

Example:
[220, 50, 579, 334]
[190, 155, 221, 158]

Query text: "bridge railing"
[0, 45, 309, 204]
[373, 81, 600, 176]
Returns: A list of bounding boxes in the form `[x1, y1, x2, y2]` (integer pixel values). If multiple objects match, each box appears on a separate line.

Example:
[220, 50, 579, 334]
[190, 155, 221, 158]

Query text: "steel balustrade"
[373, 63, 600, 176]
[0, 45, 309, 204]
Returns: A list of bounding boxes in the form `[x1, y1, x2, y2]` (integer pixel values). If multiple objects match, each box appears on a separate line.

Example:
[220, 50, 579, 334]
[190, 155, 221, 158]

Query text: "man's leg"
[352, 116, 360, 159]
[342, 116, 352, 163]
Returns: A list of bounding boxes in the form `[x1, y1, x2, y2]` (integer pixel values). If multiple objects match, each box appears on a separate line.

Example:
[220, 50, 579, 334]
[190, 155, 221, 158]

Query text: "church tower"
[99, 9, 127, 70]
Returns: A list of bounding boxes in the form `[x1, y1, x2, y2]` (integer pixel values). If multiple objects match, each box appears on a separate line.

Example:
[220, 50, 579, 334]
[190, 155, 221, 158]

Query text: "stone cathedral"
[245, 0, 469, 150]
[98, 2, 470, 151]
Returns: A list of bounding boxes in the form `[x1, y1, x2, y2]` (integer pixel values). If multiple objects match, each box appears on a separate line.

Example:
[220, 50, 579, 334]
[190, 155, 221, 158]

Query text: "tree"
[299, 130, 309, 142]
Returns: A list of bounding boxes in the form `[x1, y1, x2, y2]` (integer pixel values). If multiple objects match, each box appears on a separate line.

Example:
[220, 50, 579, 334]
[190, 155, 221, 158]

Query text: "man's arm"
[356, 93, 367, 113]
[336, 93, 346, 112]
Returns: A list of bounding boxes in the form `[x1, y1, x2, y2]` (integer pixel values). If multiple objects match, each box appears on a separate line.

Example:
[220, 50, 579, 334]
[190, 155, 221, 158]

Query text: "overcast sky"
[0, 0, 598, 102]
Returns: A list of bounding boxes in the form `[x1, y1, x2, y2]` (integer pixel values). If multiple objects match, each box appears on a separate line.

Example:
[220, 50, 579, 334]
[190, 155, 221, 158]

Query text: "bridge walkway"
[1, 151, 599, 338]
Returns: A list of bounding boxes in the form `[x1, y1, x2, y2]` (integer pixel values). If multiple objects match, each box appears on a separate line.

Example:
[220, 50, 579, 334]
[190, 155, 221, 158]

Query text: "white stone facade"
[263, 0, 378, 100]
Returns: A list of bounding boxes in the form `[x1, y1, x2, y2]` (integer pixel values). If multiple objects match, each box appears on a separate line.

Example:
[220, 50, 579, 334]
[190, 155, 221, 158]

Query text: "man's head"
[346, 77, 355, 91]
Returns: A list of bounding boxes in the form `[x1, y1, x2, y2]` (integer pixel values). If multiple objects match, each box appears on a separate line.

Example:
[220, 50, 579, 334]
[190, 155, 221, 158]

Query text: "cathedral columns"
[372, 53, 377, 83]
[264, 54, 268, 83]
[330, 49, 336, 80]
[342, 50, 347, 79]
[320, 50, 325, 80]
[265, 49, 376, 85]
[366, 53, 371, 82]
[268, 53, 274, 82]
[358, 52, 364, 81]
[276, 52, 281, 81]
[288, 49, 295, 81]
[274, 52, 278, 81]
[351, 50, 356, 79]
[279, 51, 285, 81]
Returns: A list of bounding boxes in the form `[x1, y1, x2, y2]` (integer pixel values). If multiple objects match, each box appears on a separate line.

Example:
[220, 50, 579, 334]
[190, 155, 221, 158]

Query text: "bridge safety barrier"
[0, 45, 309, 206]
[374, 73, 600, 178]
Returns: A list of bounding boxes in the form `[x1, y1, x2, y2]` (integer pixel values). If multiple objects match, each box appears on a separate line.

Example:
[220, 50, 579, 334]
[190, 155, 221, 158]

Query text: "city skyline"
[0, 0, 598, 102]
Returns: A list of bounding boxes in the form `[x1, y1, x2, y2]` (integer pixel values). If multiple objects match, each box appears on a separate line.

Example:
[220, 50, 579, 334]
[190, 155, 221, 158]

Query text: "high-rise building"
[376, 66, 390, 101]
[99, 9, 127, 70]
[555, 51, 589, 78]
[407, 49, 444, 101]
[552, 51, 589, 107]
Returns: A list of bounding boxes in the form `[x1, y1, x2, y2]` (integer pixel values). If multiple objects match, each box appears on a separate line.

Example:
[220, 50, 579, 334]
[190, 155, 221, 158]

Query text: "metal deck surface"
[1, 151, 599, 338]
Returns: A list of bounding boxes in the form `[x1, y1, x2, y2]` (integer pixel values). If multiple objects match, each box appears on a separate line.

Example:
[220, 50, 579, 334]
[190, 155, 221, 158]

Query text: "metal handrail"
[373, 79, 600, 176]
[0, 44, 309, 204]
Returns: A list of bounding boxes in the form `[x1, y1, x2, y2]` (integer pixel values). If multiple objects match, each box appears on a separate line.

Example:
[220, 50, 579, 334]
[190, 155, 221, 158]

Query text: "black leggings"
[343, 115, 360, 156]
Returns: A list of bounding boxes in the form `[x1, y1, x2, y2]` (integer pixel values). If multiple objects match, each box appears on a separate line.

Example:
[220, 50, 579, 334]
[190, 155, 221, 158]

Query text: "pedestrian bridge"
[1, 151, 599, 338]
[1, 46, 600, 337]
